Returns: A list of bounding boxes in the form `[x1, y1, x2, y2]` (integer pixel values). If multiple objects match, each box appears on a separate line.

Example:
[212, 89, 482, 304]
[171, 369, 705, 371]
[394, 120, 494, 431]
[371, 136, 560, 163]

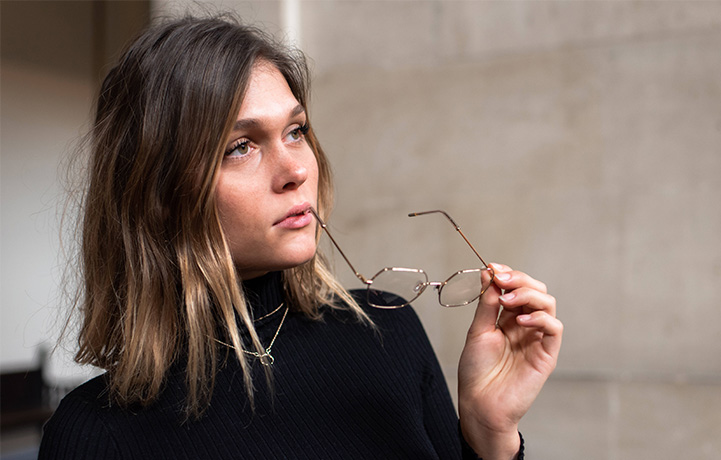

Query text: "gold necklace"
[213, 304, 288, 366]
[254, 302, 285, 322]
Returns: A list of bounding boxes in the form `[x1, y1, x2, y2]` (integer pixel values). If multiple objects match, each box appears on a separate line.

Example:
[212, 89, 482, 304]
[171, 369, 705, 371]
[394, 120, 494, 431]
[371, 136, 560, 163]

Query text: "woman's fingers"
[517, 310, 564, 336]
[470, 278, 503, 334]
[491, 264, 555, 314]
[471, 263, 560, 335]
[491, 263, 548, 295]
[490, 263, 562, 355]
[517, 311, 564, 359]
[499, 286, 556, 316]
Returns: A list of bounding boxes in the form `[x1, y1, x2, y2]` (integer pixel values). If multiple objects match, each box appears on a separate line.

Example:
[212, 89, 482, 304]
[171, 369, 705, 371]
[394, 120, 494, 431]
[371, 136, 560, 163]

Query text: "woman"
[40, 15, 562, 459]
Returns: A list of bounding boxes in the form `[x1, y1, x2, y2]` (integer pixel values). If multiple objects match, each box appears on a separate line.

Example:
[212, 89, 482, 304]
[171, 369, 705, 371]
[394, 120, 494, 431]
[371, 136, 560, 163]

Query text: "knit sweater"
[39, 272, 522, 459]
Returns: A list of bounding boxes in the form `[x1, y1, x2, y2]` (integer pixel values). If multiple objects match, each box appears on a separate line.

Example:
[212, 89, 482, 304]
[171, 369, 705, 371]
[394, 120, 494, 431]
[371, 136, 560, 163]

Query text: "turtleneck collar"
[241, 271, 285, 321]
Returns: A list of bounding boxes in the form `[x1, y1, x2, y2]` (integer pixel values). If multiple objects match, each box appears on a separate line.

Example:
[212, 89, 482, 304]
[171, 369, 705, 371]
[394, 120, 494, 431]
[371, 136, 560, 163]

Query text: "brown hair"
[73, 15, 366, 416]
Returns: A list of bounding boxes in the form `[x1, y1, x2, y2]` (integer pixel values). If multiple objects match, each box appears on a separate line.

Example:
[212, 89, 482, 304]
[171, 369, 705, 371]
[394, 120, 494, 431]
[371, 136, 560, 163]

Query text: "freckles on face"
[215, 61, 320, 279]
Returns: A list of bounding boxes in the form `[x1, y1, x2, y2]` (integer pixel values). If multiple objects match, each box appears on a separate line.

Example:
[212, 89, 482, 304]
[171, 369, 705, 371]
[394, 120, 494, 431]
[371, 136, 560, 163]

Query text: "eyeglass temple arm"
[408, 210, 490, 268]
[308, 208, 371, 284]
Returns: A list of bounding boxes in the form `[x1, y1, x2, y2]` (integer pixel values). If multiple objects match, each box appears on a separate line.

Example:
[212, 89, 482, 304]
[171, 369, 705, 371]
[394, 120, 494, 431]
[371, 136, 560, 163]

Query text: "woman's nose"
[272, 146, 308, 192]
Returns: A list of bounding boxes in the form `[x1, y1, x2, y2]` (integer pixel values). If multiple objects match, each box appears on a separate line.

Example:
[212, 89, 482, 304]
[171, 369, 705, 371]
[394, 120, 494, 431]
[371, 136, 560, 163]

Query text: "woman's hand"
[458, 263, 563, 460]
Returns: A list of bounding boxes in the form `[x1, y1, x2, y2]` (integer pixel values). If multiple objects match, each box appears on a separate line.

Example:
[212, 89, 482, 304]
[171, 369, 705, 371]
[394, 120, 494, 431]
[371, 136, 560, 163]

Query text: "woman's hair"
[73, 14, 366, 416]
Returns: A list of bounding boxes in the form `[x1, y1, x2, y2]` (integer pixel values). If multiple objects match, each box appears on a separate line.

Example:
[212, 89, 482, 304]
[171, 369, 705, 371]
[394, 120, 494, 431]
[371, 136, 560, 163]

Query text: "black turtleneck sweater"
[39, 272, 520, 459]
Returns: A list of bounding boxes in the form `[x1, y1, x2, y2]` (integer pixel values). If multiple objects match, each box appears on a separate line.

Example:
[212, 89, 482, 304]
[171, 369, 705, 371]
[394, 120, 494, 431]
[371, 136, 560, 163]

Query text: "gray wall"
[2, 1, 95, 382]
[1, 1, 150, 383]
[3, 1, 720, 458]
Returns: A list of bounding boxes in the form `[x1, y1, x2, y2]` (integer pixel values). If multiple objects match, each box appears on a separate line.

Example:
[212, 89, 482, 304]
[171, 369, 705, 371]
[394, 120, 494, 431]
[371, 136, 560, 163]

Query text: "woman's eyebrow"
[231, 104, 306, 132]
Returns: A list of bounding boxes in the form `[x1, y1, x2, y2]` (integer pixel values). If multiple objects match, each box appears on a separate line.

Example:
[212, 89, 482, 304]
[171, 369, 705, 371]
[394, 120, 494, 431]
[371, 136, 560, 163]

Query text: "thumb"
[469, 275, 502, 335]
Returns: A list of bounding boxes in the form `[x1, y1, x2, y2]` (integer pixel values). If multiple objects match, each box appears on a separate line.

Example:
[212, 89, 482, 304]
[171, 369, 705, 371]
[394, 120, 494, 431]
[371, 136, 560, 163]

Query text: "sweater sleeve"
[379, 303, 474, 459]
[394, 306, 525, 460]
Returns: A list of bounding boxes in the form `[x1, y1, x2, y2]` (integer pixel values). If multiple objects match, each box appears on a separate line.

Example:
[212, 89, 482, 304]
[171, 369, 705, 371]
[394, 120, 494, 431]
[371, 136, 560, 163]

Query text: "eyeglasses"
[309, 208, 495, 309]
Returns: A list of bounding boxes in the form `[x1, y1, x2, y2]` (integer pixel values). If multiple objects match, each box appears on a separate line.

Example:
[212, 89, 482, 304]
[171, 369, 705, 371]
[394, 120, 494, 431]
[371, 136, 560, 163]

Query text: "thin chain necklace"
[254, 302, 285, 322]
[213, 303, 288, 366]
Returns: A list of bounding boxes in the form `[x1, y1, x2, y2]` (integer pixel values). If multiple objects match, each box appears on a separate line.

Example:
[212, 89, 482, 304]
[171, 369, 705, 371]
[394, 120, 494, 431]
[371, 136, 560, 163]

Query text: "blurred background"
[2, 1, 720, 458]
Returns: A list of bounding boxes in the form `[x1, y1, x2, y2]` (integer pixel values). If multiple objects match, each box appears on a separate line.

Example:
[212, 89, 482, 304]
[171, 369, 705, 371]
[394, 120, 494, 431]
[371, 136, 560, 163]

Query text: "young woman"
[40, 15, 562, 460]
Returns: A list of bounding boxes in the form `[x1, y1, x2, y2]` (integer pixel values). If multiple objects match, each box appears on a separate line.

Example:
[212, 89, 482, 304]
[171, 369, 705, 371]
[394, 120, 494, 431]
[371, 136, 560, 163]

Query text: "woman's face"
[215, 61, 319, 279]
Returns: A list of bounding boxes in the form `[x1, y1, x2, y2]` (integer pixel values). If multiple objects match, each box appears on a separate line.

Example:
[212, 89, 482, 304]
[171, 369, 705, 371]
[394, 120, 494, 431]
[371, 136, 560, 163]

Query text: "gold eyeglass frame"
[309, 208, 495, 309]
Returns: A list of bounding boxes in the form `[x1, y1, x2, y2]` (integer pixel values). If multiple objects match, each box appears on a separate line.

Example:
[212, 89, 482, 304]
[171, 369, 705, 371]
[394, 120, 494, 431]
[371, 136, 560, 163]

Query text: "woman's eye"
[288, 123, 309, 142]
[225, 140, 250, 157]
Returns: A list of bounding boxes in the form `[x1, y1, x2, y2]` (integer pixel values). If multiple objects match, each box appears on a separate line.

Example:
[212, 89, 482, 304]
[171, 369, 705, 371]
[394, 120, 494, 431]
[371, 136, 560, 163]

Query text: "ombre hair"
[73, 15, 366, 416]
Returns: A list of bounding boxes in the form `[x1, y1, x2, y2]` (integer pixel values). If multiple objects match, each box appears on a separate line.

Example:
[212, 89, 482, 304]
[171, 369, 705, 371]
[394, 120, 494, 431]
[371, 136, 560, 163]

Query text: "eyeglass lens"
[367, 268, 428, 309]
[438, 269, 493, 307]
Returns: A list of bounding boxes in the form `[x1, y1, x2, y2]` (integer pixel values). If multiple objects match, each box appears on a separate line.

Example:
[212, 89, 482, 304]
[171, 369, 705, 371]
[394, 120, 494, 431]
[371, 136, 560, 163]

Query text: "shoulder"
[319, 288, 431, 348]
[39, 373, 121, 459]
[347, 288, 430, 342]
[53, 372, 114, 413]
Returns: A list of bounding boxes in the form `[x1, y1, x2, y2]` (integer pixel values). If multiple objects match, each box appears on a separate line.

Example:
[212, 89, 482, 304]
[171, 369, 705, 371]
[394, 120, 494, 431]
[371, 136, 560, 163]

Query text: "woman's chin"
[284, 248, 318, 269]
[236, 251, 317, 278]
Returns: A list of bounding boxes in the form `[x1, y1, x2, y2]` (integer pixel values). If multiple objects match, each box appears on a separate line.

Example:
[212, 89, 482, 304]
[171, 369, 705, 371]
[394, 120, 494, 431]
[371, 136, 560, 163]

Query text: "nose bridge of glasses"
[427, 280, 445, 291]
[416, 279, 449, 294]
[371, 268, 447, 294]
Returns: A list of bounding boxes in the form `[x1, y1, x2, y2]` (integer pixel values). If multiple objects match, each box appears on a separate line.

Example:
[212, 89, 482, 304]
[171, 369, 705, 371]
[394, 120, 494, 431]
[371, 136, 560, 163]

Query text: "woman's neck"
[241, 271, 285, 320]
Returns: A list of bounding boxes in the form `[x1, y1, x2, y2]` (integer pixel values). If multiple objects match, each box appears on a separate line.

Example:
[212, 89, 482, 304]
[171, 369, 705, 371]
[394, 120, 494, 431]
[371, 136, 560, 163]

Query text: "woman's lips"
[274, 204, 313, 229]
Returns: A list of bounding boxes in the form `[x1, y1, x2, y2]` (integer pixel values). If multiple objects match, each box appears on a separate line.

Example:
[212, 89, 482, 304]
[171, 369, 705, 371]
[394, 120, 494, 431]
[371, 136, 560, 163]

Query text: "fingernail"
[495, 272, 511, 281]
[499, 292, 515, 303]
[517, 314, 531, 323]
